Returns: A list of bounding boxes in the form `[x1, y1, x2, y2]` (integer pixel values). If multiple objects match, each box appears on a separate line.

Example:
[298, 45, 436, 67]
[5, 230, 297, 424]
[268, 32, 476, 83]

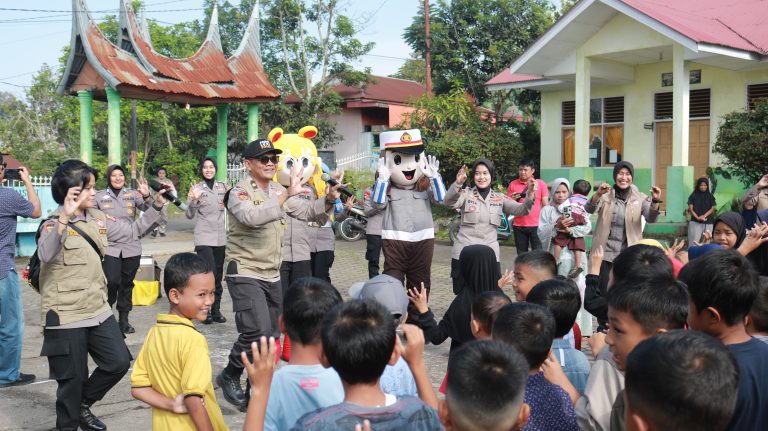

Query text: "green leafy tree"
[714, 99, 768, 187]
[391, 54, 427, 85]
[403, 0, 552, 105]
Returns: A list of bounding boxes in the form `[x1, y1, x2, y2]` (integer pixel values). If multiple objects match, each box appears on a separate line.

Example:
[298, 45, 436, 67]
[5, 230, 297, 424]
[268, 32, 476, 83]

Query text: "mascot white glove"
[419, 154, 440, 179]
[372, 157, 390, 205]
[376, 157, 391, 183]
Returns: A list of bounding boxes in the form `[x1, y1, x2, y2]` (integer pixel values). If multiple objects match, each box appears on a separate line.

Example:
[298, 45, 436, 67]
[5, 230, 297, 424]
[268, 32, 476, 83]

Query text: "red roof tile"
[283, 75, 427, 105]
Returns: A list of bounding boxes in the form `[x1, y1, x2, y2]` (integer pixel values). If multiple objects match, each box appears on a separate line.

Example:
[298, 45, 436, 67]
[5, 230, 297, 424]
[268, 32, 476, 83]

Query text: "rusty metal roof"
[58, 0, 279, 105]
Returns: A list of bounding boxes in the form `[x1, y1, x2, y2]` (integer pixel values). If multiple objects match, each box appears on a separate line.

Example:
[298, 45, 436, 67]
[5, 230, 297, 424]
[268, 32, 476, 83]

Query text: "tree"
[391, 54, 427, 84]
[403, 0, 552, 105]
[714, 99, 768, 187]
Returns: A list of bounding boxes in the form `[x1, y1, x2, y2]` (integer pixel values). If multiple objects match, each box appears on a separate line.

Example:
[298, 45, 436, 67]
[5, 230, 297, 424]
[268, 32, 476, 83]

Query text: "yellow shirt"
[131, 314, 228, 431]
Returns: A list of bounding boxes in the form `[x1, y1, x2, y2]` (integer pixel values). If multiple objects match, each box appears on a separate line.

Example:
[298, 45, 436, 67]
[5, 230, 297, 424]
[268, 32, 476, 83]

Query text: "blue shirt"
[522, 372, 579, 431]
[381, 357, 418, 397]
[292, 395, 442, 431]
[552, 338, 591, 395]
[264, 364, 344, 431]
[726, 337, 768, 431]
[0, 187, 34, 279]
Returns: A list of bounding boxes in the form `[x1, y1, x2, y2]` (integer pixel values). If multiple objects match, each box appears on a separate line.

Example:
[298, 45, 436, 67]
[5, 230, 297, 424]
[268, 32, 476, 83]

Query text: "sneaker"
[0, 373, 35, 388]
[568, 267, 584, 279]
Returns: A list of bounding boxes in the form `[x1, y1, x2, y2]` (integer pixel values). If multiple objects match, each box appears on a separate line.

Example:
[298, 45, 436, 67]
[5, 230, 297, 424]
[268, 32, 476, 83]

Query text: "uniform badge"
[102, 204, 112, 209]
[67, 229, 79, 236]
[44, 221, 55, 233]
[94, 218, 105, 227]
[127, 208, 134, 215]
[125, 202, 134, 208]
[99, 228, 108, 235]
[237, 191, 249, 201]
[106, 215, 117, 222]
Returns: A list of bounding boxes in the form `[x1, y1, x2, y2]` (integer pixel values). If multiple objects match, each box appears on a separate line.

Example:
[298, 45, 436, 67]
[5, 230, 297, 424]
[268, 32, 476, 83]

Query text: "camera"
[3, 168, 20, 181]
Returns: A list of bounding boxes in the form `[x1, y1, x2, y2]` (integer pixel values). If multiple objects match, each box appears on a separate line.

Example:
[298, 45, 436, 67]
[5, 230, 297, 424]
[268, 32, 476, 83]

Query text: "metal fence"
[336, 151, 378, 172]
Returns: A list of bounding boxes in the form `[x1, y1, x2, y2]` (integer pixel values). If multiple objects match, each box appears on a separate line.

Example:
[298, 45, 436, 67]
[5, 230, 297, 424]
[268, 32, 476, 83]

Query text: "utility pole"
[424, 0, 432, 94]
[130, 100, 138, 189]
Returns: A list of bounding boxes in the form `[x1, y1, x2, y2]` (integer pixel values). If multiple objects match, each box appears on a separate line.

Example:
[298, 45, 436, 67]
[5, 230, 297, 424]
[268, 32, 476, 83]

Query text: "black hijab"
[748, 210, 768, 276]
[200, 157, 217, 190]
[713, 211, 746, 249]
[471, 158, 495, 200]
[439, 245, 502, 354]
[612, 161, 634, 202]
[105, 164, 125, 195]
[688, 177, 716, 223]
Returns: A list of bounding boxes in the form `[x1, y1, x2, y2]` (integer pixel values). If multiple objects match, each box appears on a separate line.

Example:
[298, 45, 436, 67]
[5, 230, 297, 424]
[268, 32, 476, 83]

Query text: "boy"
[679, 249, 768, 431]
[440, 340, 530, 431]
[492, 302, 578, 431]
[512, 250, 557, 302]
[264, 277, 344, 431]
[553, 179, 590, 277]
[624, 330, 739, 431]
[130, 252, 227, 430]
[292, 299, 441, 430]
[526, 279, 590, 394]
[747, 276, 768, 344]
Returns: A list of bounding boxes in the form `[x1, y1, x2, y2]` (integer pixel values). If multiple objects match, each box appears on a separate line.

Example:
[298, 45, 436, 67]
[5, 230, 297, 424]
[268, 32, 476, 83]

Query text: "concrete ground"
[0, 217, 521, 431]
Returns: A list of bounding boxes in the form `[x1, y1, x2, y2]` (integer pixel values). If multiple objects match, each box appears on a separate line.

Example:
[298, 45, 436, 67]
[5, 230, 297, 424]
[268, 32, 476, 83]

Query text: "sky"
[0, 0, 422, 98]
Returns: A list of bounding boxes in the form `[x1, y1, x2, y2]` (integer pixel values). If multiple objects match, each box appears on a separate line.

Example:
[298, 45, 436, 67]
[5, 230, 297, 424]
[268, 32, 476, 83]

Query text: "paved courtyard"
[0, 218, 520, 430]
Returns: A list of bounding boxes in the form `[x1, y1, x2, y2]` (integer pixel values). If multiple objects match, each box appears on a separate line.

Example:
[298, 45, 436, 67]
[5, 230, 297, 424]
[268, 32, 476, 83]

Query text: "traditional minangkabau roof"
[57, 0, 279, 105]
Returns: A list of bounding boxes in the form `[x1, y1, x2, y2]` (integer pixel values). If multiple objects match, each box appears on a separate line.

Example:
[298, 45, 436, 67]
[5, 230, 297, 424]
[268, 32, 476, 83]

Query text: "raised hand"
[286, 163, 305, 197]
[739, 222, 768, 256]
[650, 185, 662, 201]
[188, 184, 203, 201]
[407, 282, 429, 314]
[241, 337, 276, 400]
[344, 195, 356, 211]
[663, 238, 685, 259]
[526, 178, 538, 196]
[455, 165, 468, 185]
[376, 157, 391, 183]
[757, 174, 768, 189]
[398, 323, 426, 366]
[19, 166, 31, 184]
[419, 154, 440, 179]
[62, 186, 88, 218]
[589, 245, 604, 275]
[138, 178, 150, 198]
[498, 269, 514, 289]
[693, 230, 712, 246]
[596, 182, 611, 196]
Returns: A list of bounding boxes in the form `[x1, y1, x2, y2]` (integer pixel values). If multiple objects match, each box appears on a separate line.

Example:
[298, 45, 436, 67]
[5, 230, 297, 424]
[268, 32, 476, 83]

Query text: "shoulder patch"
[237, 191, 249, 201]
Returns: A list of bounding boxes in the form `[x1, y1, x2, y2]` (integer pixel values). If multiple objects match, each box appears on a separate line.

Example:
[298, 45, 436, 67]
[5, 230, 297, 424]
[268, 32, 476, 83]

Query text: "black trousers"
[40, 316, 131, 431]
[365, 234, 382, 278]
[596, 260, 613, 332]
[225, 274, 282, 370]
[279, 260, 312, 297]
[513, 225, 543, 255]
[311, 251, 335, 283]
[103, 255, 141, 313]
[195, 245, 226, 302]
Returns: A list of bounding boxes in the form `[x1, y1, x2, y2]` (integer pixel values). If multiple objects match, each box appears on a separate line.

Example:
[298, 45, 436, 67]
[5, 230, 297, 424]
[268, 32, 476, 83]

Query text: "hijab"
[688, 177, 716, 222]
[105, 164, 125, 195]
[713, 211, 746, 249]
[439, 245, 501, 354]
[549, 178, 571, 207]
[613, 160, 634, 202]
[471, 158, 495, 200]
[748, 210, 768, 276]
[200, 157, 217, 190]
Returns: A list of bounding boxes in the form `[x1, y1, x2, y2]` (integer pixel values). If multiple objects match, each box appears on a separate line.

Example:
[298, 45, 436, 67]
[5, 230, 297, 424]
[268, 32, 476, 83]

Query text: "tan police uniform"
[363, 185, 384, 278]
[153, 177, 175, 235]
[280, 184, 326, 295]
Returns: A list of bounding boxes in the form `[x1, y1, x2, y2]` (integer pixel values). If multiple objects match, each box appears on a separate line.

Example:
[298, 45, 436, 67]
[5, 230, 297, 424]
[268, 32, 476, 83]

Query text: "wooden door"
[654, 122, 673, 211]
[689, 120, 710, 180]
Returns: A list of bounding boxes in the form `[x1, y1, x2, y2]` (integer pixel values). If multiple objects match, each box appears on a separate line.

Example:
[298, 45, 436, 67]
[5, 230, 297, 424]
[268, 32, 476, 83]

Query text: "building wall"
[326, 109, 364, 161]
[388, 105, 415, 127]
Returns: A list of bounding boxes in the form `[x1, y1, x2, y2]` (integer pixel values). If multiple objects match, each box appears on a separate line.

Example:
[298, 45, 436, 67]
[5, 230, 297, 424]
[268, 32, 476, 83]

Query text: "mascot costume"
[372, 129, 446, 319]
[269, 125, 327, 361]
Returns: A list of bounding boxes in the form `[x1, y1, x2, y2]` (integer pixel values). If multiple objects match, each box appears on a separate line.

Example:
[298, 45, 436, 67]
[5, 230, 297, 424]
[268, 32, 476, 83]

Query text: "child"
[292, 299, 441, 430]
[130, 252, 227, 430]
[679, 249, 768, 430]
[492, 302, 579, 431]
[470, 291, 512, 340]
[554, 179, 590, 278]
[440, 340, 530, 431]
[350, 274, 418, 397]
[747, 276, 768, 344]
[263, 277, 344, 431]
[624, 330, 739, 431]
[512, 250, 557, 302]
[527, 279, 590, 395]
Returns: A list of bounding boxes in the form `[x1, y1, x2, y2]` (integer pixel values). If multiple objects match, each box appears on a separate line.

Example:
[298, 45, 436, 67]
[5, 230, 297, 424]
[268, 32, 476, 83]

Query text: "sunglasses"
[252, 155, 278, 165]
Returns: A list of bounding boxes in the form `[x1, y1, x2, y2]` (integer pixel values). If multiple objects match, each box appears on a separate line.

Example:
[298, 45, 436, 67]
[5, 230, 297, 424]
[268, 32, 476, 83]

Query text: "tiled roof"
[486, 70, 542, 86]
[284, 75, 427, 105]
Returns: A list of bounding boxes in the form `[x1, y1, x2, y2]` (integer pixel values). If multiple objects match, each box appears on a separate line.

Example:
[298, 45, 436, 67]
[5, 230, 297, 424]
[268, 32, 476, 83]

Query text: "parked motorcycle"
[337, 205, 366, 241]
[447, 209, 514, 244]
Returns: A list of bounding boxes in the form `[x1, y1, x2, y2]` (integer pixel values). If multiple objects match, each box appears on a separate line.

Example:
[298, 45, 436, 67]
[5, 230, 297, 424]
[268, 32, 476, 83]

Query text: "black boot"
[216, 367, 245, 408]
[79, 400, 107, 431]
[211, 298, 226, 323]
[239, 378, 251, 413]
[118, 311, 135, 334]
[202, 310, 214, 325]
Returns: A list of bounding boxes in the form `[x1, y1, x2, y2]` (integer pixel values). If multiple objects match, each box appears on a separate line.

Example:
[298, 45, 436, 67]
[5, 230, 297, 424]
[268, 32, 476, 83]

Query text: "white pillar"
[574, 51, 591, 167]
[672, 43, 689, 166]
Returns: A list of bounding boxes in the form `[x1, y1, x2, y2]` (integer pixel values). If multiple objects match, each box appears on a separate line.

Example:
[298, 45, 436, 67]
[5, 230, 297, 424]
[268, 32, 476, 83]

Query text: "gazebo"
[57, 0, 280, 180]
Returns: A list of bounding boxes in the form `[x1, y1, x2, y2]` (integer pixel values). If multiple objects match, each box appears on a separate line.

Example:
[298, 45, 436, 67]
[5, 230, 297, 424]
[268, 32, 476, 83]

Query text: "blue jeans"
[0, 270, 24, 384]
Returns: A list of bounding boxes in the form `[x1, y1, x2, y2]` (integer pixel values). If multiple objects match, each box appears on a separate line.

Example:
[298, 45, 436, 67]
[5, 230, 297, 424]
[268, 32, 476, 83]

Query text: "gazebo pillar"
[216, 104, 229, 182]
[106, 88, 122, 166]
[78, 90, 93, 164]
[247, 104, 259, 143]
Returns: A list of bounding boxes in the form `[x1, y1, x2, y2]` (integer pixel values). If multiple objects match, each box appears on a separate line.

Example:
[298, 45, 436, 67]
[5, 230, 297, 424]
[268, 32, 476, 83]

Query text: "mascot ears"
[298, 126, 318, 139]
[268, 127, 283, 143]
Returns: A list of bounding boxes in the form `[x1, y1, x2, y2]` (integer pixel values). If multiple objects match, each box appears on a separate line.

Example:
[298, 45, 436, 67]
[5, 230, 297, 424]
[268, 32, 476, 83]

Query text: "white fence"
[6, 176, 53, 188]
[226, 162, 248, 186]
[336, 152, 378, 172]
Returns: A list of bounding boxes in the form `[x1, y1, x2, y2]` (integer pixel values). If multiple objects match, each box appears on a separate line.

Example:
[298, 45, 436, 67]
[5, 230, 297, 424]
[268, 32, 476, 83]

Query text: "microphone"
[148, 179, 188, 210]
[320, 173, 354, 198]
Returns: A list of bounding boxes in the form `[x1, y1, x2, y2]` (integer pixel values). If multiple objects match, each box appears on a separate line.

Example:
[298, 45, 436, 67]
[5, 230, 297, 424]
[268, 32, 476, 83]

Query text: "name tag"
[67, 229, 79, 236]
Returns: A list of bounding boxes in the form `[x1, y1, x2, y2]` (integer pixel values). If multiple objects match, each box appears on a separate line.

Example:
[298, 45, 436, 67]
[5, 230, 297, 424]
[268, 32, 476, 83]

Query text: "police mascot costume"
[372, 129, 446, 319]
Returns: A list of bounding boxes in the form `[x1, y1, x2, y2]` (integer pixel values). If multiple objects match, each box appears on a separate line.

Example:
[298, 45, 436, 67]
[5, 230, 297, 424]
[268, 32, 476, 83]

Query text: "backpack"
[27, 217, 53, 293]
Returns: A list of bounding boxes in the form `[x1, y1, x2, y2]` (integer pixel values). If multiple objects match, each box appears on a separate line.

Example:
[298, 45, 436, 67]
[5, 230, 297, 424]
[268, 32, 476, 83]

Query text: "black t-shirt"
[726, 337, 768, 431]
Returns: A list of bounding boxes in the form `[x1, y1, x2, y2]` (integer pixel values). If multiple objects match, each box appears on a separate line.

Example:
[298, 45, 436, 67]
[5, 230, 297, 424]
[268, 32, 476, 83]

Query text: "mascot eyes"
[415, 154, 420, 162]
[394, 155, 402, 165]
[286, 160, 293, 169]
[301, 157, 309, 168]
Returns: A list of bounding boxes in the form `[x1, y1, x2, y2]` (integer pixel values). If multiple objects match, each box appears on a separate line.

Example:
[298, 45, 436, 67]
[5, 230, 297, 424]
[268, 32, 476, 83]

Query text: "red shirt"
[506, 178, 548, 227]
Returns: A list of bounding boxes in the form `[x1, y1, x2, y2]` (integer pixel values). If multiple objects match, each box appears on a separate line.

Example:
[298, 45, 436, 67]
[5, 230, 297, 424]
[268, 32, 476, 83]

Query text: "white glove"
[377, 157, 391, 182]
[419, 154, 440, 179]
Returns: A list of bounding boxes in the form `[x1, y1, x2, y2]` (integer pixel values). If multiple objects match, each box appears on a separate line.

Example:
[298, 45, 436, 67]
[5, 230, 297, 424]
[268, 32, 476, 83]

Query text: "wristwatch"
[651, 198, 663, 204]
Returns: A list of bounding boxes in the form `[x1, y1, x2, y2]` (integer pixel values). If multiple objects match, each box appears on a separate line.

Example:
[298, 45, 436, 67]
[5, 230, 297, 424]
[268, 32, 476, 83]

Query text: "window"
[561, 97, 625, 167]
[747, 83, 768, 109]
[654, 90, 711, 120]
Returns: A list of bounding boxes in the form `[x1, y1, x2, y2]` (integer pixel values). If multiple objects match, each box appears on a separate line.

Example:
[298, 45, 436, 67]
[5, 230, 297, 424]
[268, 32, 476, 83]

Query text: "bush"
[714, 99, 768, 187]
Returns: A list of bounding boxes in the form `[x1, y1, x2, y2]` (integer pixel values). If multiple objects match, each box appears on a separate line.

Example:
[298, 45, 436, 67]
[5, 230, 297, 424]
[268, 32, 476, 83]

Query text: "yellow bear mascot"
[268, 126, 326, 197]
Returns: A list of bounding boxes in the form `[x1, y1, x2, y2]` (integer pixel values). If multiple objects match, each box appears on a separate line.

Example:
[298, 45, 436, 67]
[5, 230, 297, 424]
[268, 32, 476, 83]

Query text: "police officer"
[95, 165, 162, 334]
[216, 139, 341, 409]
[444, 159, 536, 294]
[186, 157, 228, 324]
[280, 182, 323, 296]
[363, 182, 383, 278]
[150, 167, 175, 237]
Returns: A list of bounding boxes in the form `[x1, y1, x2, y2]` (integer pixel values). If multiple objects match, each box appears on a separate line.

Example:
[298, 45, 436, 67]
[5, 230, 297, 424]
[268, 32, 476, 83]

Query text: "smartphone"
[518, 192, 527, 199]
[3, 168, 20, 181]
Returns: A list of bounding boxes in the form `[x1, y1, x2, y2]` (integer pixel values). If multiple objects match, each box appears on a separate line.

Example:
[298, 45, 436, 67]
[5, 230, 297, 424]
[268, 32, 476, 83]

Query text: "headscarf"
[105, 164, 125, 195]
[439, 245, 501, 355]
[549, 178, 571, 207]
[749, 210, 768, 276]
[613, 161, 634, 202]
[688, 177, 716, 223]
[471, 158, 495, 200]
[713, 211, 746, 249]
[200, 157, 217, 190]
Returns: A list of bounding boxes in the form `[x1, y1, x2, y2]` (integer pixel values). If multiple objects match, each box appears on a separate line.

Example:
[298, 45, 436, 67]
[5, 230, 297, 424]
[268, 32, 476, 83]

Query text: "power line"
[0, 7, 204, 13]
[0, 81, 29, 88]
[0, 30, 70, 46]
[0, 71, 37, 81]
